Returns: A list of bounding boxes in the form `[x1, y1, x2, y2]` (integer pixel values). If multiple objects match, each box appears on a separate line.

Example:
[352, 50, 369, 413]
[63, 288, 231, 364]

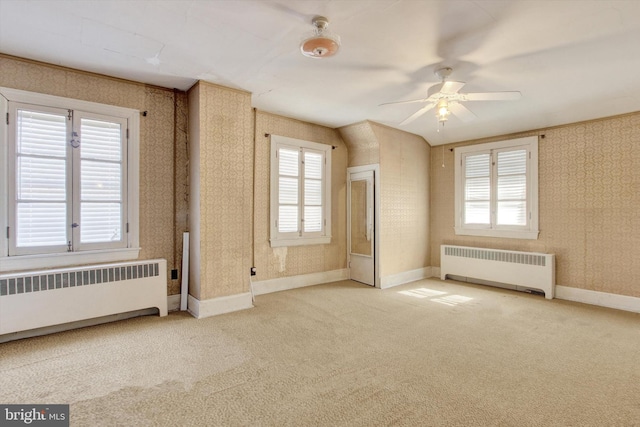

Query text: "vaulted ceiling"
[2, 0, 640, 145]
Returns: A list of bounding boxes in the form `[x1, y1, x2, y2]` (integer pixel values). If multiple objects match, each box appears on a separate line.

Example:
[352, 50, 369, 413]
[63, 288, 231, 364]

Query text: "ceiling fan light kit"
[436, 99, 451, 123]
[300, 16, 340, 58]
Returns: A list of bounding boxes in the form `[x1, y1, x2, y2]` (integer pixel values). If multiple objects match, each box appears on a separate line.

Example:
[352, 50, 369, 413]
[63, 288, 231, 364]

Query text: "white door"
[348, 170, 375, 286]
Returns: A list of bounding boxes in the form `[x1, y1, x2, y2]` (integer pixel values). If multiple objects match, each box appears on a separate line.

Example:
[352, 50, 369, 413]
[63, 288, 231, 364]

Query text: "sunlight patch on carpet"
[397, 288, 447, 298]
[398, 287, 473, 306]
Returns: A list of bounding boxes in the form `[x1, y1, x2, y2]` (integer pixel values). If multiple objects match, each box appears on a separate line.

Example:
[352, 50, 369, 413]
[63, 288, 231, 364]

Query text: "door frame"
[347, 164, 381, 288]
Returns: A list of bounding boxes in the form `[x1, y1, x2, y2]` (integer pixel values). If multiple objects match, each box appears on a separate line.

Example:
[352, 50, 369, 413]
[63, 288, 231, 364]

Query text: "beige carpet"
[1, 278, 639, 426]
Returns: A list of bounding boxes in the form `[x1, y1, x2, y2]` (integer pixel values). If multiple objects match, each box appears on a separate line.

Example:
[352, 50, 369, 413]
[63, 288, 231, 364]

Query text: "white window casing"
[454, 136, 539, 239]
[270, 135, 332, 247]
[0, 87, 140, 272]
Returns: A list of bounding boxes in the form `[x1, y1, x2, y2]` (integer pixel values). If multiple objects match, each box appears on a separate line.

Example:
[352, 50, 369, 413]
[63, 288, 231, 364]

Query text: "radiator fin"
[0, 262, 160, 297]
[444, 246, 546, 267]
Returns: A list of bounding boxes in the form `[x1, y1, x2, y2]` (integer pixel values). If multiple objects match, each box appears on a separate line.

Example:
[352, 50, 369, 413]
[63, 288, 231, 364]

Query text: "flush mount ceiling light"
[300, 16, 340, 58]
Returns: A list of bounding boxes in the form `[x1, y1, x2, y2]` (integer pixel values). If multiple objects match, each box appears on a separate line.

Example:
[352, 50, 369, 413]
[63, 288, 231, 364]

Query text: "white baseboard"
[380, 267, 432, 290]
[187, 292, 253, 319]
[167, 294, 181, 312]
[252, 269, 349, 296]
[555, 285, 640, 313]
[431, 267, 441, 278]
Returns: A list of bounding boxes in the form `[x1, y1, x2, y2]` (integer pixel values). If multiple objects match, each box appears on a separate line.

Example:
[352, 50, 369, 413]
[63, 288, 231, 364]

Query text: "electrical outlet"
[250, 267, 256, 276]
[171, 269, 178, 280]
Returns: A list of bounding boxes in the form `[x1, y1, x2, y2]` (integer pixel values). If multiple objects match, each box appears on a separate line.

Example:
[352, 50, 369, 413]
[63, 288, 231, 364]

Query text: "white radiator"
[0, 259, 168, 335]
[440, 245, 555, 299]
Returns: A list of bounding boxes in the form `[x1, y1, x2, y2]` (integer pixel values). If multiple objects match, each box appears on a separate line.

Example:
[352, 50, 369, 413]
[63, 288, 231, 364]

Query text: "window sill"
[454, 227, 539, 240]
[0, 248, 141, 273]
[270, 236, 331, 248]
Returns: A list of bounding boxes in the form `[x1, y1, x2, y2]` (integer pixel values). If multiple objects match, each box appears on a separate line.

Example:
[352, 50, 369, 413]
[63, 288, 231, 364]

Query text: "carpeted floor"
[1, 278, 639, 426]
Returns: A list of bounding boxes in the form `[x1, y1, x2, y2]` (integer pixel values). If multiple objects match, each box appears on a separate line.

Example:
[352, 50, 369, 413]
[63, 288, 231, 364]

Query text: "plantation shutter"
[277, 147, 300, 234]
[14, 107, 69, 249]
[463, 152, 491, 225]
[454, 136, 538, 239]
[9, 103, 128, 255]
[463, 147, 528, 228]
[496, 149, 527, 226]
[303, 150, 323, 233]
[76, 114, 126, 246]
[270, 135, 331, 247]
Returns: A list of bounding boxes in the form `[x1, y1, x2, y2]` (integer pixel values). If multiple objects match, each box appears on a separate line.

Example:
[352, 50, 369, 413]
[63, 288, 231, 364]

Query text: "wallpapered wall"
[188, 82, 254, 300]
[339, 121, 431, 281]
[430, 112, 640, 298]
[0, 54, 188, 295]
[372, 123, 430, 279]
[338, 121, 380, 167]
[254, 111, 348, 281]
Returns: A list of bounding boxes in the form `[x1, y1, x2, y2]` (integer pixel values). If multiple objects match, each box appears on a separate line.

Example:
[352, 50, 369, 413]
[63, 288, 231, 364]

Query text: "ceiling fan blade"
[400, 103, 436, 125]
[440, 81, 466, 94]
[379, 98, 429, 107]
[449, 102, 477, 122]
[427, 82, 444, 99]
[464, 91, 522, 101]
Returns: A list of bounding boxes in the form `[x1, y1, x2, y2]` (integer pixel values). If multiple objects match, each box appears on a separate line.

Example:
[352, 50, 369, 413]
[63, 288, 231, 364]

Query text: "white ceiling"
[2, 0, 640, 145]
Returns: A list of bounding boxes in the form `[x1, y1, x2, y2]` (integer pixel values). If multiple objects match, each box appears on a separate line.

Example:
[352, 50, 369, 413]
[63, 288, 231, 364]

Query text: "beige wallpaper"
[189, 82, 254, 300]
[0, 54, 188, 295]
[173, 91, 190, 295]
[254, 111, 347, 281]
[430, 113, 640, 298]
[372, 123, 431, 278]
[187, 84, 202, 300]
[338, 121, 380, 167]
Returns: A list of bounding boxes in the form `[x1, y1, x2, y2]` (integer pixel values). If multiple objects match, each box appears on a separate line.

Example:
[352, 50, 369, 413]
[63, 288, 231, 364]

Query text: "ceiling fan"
[381, 67, 521, 126]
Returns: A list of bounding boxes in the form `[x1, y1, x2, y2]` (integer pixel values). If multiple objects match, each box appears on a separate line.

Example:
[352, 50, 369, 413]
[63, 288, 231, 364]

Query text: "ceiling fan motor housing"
[435, 67, 453, 80]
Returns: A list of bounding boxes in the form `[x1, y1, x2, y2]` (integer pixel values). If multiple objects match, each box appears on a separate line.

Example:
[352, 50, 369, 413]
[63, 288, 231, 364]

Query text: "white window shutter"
[14, 108, 69, 248]
[303, 150, 323, 233]
[277, 147, 300, 233]
[496, 149, 527, 226]
[78, 116, 125, 244]
[463, 153, 491, 225]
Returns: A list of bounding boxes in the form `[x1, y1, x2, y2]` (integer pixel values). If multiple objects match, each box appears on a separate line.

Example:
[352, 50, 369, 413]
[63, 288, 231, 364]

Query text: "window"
[1, 87, 140, 271]
[270, 135, 331, 247]
[454, 136, 539, 239]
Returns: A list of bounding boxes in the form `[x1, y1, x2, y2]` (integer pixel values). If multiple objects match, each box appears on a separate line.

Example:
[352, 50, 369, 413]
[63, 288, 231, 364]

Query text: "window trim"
[454, 136, 539, 240]
[0, 87, 140, 272]
[269, 135, 332, 247]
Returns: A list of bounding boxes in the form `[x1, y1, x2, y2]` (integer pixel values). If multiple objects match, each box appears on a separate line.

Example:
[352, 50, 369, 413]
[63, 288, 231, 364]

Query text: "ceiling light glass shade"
[300, 34, 340, 58]
[300, 16, 340, 58]
[437, 100, 451, 122]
